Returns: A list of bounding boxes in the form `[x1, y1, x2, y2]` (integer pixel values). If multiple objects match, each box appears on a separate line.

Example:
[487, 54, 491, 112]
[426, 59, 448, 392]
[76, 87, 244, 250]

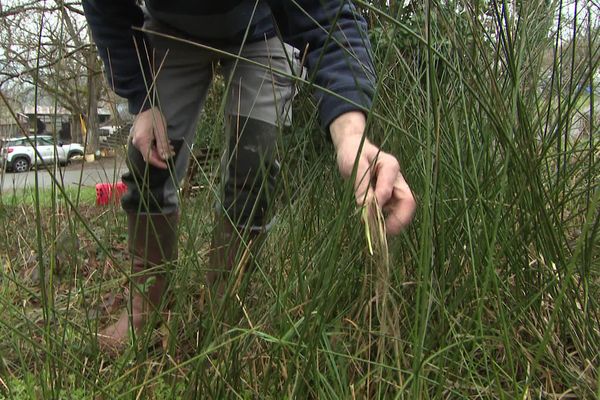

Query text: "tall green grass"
[0, 0, 598, 398]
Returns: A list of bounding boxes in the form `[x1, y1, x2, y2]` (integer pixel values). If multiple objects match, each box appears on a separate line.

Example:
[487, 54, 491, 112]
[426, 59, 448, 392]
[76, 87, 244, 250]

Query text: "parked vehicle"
[0, 135, 85, 173]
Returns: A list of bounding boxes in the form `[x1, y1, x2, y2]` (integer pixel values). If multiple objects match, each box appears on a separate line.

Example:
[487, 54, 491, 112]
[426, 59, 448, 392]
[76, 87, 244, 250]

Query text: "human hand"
[130, 107, 174, 169]
[330, 111, 416, 235]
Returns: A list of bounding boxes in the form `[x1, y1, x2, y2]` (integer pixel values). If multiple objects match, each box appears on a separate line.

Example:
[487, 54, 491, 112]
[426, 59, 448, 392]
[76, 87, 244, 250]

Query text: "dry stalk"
[361, 196, 390, 324]
[361, 195, 395, 392]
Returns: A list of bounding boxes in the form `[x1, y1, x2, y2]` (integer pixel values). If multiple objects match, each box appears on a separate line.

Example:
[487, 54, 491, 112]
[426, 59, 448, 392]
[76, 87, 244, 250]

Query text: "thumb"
[132, 133, 151, 162]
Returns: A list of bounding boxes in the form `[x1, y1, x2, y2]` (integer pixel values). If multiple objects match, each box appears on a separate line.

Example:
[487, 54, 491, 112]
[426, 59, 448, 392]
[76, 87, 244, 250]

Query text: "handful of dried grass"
[362, 196, 390, 321]
[362, 196, 389, 270]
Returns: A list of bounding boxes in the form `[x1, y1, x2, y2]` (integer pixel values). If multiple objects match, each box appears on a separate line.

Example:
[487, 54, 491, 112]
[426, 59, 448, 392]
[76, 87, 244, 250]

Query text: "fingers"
[338, 139, 416, 234]
[131, 107, 172, 170]
[151, 111, 172, 161]
[368, 156, 415, 235]
[147, 148, 169, 169]
[384, 174, 416, 235]
[373, 154, 400, 207]
[131, 132, 168, 169]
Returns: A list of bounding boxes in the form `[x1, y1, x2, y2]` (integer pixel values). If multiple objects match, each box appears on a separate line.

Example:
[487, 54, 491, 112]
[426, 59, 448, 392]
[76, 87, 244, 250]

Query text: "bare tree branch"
[0, 0, 80, 18]
[0, 43, 95, 87]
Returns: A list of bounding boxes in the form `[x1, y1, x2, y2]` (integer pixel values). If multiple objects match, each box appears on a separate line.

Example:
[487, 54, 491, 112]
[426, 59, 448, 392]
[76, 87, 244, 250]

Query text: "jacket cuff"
[128, 91, 151, 115]
[319, 87, 373, 132]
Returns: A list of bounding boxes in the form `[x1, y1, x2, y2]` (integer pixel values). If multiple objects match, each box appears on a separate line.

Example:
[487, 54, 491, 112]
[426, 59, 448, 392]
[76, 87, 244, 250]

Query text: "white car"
[0, 135, 85, 173]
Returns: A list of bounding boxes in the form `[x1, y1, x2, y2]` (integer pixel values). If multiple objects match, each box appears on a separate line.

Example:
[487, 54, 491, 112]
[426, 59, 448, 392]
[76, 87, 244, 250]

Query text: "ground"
[0, 156, 127, 194]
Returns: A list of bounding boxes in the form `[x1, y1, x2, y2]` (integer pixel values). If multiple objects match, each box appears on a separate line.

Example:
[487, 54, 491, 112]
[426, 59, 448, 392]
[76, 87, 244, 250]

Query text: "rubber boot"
[206, 116, 276, 299]
[206, 217, 262, 300]
[97, 212, 178, 353]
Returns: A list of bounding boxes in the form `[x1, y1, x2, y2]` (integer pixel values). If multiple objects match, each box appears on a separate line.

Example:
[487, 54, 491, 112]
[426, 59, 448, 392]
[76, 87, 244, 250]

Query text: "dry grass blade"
[362, 195, 390, 307]
[362, 194, 395, 393]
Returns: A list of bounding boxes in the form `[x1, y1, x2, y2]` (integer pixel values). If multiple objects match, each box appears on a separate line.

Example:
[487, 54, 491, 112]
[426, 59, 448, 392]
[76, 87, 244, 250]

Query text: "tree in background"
[0, 0, 103, 151]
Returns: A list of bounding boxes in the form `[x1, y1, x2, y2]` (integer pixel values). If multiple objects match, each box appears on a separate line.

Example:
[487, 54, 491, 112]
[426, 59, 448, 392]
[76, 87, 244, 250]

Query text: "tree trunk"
[85, 48, 100, 154]
[71, 115, 82, 143]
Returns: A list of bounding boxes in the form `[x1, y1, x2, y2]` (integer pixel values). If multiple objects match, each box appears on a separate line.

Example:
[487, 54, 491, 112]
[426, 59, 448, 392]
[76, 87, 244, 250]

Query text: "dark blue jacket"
[82, 0, 375, 130]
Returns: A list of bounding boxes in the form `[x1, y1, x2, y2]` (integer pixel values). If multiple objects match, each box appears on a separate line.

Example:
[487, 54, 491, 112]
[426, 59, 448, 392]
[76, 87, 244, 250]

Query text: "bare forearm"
[329, 111, 367, 149]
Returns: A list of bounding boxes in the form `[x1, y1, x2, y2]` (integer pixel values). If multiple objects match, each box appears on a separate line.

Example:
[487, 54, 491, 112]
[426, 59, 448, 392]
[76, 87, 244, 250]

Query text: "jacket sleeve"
[82, 0, 152, 114]
[266, 0, 376, 131]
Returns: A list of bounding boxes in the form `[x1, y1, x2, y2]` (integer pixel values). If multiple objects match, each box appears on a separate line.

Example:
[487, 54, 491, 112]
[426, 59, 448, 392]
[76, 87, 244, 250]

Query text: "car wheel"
[12, 157, 30, 173]
[68, 151, 83, 160]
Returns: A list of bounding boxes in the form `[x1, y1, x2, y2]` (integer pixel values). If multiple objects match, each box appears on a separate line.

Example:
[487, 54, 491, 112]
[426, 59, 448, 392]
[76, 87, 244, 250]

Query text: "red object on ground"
[96, 182, 127, 206]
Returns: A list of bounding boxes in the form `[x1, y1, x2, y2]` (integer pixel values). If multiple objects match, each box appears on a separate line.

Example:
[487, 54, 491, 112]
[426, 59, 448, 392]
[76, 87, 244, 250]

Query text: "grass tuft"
[0, 1, 598, 398]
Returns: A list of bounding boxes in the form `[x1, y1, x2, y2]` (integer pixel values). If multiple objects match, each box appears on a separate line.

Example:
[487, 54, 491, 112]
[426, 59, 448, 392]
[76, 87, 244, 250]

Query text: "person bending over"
[82, 0, 416, 352]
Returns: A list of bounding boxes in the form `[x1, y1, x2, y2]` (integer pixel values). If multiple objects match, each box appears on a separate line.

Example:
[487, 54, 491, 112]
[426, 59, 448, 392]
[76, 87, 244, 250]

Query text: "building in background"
[0, 112, 28, 138]
[0, 105, 111, 143]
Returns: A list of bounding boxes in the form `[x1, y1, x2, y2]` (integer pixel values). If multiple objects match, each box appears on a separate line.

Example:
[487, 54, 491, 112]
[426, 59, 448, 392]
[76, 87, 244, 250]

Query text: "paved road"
[0, 157, 128, 193]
